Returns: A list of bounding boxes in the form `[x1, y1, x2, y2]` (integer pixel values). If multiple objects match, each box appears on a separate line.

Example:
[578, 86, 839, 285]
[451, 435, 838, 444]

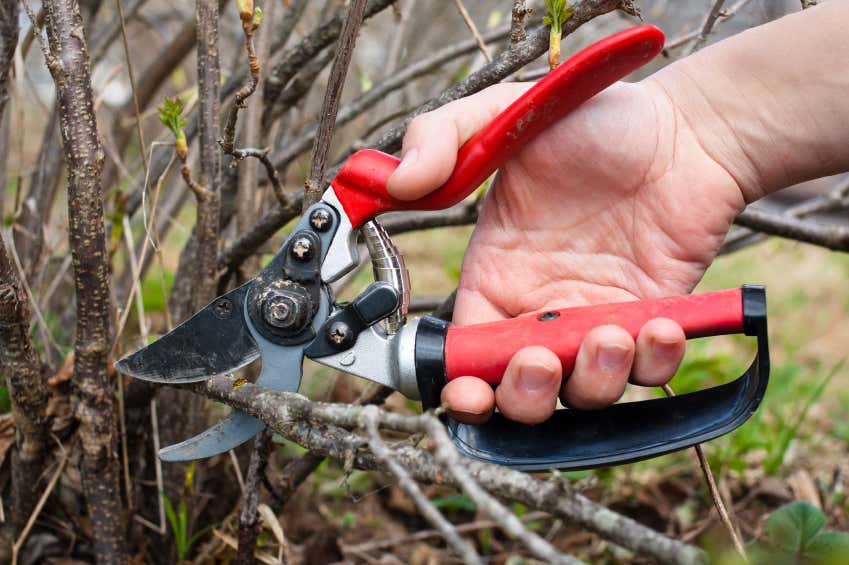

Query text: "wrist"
[649, 3, 849, 204]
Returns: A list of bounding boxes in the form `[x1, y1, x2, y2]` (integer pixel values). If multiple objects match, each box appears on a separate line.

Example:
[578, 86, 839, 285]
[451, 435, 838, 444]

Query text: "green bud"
[251, 6, 263, 29]
[236, 0, 253, 21]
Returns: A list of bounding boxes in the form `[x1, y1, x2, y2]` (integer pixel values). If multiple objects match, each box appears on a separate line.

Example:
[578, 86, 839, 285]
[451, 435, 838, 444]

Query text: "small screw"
[213, 298, 234, 319]
[309, 208, 332, 232]
[538, 311, 560, 322]
[290, 236, 314, 262]
[327, 320, 355, 349]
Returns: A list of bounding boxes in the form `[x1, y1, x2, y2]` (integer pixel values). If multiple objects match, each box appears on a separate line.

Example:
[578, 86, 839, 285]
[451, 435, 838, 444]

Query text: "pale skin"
[386, 1, 849, 424]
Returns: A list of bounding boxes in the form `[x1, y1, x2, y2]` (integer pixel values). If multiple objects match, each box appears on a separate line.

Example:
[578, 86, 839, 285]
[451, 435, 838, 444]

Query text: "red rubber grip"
[330, 25, 666, 228]
[444, 288, 744, 384]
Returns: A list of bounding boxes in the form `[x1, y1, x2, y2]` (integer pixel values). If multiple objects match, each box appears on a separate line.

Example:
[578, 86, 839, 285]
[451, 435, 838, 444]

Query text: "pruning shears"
[117, 25, 770, 470]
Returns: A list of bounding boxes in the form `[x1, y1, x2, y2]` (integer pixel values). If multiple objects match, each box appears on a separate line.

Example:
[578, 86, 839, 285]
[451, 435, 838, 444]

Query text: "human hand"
[387, 79, 746, 424]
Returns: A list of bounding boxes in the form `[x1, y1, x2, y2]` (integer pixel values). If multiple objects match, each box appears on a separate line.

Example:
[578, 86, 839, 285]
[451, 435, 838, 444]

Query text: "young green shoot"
[543, 0, 575, 70]
[158, 96, 188, 160]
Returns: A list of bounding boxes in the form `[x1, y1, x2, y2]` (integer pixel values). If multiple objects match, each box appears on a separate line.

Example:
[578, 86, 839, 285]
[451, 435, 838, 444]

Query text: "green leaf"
[431, 493, 477, 513]
[158, 96, 187, 139]
[765, 502, 826, 553]
[804, 531, 849, 564]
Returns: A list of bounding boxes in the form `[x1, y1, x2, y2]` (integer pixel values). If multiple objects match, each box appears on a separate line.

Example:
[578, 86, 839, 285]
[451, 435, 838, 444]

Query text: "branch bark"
[0, 237, 50, 526]
[304, 0, 369, 208]
[193, 376, 706, 565]
[37, 0, 127, 560]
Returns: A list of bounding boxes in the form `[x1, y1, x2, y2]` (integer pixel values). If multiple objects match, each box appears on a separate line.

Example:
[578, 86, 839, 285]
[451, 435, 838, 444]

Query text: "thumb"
[386, 82, 532, 201]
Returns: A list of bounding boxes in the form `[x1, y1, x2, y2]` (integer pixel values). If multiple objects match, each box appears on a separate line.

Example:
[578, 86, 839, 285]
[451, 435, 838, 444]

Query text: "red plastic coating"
[444, 288, 744, 384]
[330, 25, 666, 228]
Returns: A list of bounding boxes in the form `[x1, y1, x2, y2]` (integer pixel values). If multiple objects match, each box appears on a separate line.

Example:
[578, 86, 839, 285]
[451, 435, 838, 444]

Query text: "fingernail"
[597, 343, 630, 373]
[651, 337, 679, 360]
[395, 148, 418, 172]
[518, 363, 556, 392]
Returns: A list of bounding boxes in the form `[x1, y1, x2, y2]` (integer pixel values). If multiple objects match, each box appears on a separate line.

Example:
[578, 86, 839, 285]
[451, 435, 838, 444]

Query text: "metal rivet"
[213, 298, 234, 319]
[538, 311, 560, 321]
[290, 236, 314, 261]
[327, 320, 354, 349]
[309, 208, 332, 232]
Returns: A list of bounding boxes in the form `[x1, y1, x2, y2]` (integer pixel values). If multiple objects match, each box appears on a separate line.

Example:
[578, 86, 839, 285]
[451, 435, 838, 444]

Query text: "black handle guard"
[417, 285, 769, 471]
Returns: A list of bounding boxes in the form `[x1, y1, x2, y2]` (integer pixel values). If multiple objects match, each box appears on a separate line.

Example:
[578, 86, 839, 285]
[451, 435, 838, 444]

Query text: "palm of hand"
[453, 82, 745, 327]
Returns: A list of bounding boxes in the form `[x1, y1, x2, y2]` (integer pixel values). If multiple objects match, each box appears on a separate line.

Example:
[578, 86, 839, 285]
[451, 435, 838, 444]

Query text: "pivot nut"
[253, 282, 314, 337]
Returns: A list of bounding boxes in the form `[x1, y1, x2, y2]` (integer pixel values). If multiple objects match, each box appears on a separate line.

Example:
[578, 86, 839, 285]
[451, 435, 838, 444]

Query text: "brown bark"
[0, 240, 50, 527]
[193, 0, 222, 311]
[1, 0, 50, 533]
[40, 0, 126, 561]
[304, 0, 369, 208]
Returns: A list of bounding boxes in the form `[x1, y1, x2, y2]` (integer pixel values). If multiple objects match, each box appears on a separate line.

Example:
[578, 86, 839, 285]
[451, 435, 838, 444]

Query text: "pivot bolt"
[290, 236, 314, 262]
[261, 288, 311, 333]
[326, 321, 354, 349]
[309, 208, 332, 232]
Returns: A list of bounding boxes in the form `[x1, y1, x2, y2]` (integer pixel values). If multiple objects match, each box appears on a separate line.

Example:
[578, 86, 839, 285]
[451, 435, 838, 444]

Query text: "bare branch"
[0, 234, 49, 525]
[39, 0, 126, 559]
[193, 0, 223, 310]
[733, 207, 849, 252]
[192, 376, 707, 565]
[683, 0, 728, 56]
[262, 0, 398, 127]
[360, 406, 484, 565]
[453, 0, 492, 62]
[304, 0, 369, 208]
[235, 430, 274, 565]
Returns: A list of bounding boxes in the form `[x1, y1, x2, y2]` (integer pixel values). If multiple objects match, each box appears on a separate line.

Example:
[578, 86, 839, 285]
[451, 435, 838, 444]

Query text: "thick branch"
[193, 0, 222, 310]
[0, 237, 50, 526]
[39, 0, 127, 560]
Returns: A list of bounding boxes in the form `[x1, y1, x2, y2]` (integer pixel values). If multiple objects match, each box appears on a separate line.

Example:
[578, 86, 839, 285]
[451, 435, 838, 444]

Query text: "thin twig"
[662, 384, 746, 559]
[453, 0, 492, 62]
[304, 0, 369, 208]
[12, 450, 68, 565]
[683, 0, 728, 56]
[343, 511, 551, 553]
[360, 406, 484, 565]
[117, 0, 148, 175]
[665, 0, 754, 51]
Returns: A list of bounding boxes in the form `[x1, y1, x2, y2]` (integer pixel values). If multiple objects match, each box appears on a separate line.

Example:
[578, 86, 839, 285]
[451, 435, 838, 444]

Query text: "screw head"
[309, 208, 332, 232]
[290, 236, 314, 262]
[213, 298, 234, 319]
[326, 320, 355, 349]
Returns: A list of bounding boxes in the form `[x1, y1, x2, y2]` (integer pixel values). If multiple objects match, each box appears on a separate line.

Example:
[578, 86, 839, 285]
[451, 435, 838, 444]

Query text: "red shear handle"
[444, 288, 744, 384]
[330, 25, 666, 229]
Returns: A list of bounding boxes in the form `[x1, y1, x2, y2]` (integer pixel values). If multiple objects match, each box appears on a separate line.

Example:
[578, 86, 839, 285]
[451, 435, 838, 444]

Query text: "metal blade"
[116, 284, 258, 383]
[159, 411, 265, 461]
[154, 293, 326, 460]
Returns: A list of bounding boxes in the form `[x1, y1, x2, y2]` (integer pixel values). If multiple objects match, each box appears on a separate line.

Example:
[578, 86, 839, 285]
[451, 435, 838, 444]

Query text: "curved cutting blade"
[115, 283, 258, 383]
[158, 344, 306, 460]
[156, 288, 330, 461]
